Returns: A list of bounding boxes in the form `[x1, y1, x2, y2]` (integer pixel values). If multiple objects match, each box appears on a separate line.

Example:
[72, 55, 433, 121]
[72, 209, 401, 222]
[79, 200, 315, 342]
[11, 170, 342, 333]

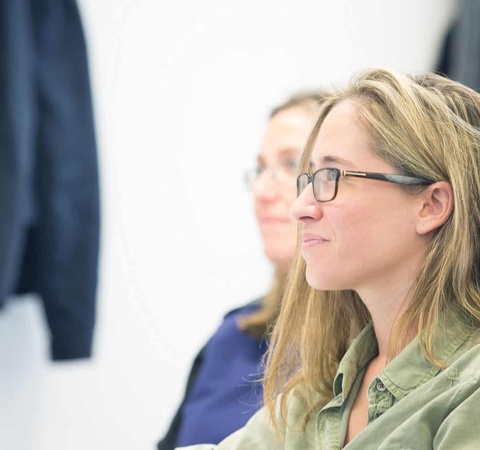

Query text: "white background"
[0, 1, 457, 449]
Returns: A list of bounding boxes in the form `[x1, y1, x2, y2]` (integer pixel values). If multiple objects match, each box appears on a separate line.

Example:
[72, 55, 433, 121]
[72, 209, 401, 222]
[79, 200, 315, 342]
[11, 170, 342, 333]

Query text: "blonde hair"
[239, 90, 330, 338]
[263, 68, 480, 430]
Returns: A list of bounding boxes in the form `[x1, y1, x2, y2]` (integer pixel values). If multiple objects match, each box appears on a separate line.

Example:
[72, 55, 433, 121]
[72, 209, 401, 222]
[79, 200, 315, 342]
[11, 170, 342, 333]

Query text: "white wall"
[0, 1, 457, 449]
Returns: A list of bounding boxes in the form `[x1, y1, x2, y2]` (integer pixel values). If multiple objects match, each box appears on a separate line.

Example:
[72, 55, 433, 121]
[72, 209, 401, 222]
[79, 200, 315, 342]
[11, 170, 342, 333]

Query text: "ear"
[416, 181, 454, 235]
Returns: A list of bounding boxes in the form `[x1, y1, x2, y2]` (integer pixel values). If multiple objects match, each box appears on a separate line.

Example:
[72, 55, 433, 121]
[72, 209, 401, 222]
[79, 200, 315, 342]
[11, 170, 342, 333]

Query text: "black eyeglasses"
[297, 168, 433, 202]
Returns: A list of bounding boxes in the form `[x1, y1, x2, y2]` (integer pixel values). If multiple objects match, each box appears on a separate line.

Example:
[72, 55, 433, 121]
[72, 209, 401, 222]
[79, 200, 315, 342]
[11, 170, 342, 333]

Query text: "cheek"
[333, 201, 417, 269]
[253, 199, 262, 217]
[263, 223, 298, 268]
[322, 205, 381, 269]
[328, 206, 366, 245]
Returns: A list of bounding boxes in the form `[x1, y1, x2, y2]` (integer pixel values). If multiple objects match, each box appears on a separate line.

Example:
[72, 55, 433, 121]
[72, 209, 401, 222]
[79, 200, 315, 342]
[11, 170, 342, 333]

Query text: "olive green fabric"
[177, 318, 480, 450]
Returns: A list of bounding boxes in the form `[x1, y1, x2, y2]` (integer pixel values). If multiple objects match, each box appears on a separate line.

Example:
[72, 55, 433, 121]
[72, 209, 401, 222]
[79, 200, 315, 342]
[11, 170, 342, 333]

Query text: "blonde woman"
[158, 91, 327, 449]
[177, 68, 480, 449]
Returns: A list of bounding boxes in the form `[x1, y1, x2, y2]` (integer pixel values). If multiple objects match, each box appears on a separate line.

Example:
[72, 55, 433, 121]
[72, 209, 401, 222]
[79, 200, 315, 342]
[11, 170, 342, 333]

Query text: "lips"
[300, 232, 328, 249]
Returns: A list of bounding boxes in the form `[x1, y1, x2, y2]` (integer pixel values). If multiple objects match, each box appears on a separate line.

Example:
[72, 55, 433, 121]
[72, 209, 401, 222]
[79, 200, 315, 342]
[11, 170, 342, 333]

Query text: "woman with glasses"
[177, 68, 480, 449]
[157, 90, 328, 449]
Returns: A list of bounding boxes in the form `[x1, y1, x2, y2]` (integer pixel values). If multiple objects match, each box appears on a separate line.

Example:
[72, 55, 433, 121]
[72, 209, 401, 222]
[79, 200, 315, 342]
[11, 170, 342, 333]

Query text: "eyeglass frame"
[297, 167, 433, 202]
[244, 164, 299, 191]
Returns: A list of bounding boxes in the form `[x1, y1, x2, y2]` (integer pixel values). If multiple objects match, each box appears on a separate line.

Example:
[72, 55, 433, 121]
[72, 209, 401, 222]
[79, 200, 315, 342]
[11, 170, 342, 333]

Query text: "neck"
[356, 267, 418, 359]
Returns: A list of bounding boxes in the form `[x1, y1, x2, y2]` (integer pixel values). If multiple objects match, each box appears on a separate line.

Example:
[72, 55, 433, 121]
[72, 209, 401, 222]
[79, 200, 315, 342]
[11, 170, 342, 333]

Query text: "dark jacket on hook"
[0, 0, 100, 360]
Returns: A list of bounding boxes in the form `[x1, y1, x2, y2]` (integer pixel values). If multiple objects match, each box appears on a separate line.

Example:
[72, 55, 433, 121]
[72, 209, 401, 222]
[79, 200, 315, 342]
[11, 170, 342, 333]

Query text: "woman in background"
[157, 90, 327, 449]
[176, 68, 480, 449]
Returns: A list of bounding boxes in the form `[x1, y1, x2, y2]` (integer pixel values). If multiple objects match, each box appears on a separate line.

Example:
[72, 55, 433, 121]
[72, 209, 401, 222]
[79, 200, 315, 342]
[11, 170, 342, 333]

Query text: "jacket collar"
[333, 309, 475, 401]
[333, 322, 378, 400]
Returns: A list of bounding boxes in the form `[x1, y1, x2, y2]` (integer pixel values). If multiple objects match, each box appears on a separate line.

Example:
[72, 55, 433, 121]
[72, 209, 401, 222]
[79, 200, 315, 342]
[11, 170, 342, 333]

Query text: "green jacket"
[177, 316, 480, 449]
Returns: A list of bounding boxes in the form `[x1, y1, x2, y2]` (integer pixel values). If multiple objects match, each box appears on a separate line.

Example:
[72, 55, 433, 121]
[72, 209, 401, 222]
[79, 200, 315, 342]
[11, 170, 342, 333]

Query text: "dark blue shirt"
[176, 304, 268, 446]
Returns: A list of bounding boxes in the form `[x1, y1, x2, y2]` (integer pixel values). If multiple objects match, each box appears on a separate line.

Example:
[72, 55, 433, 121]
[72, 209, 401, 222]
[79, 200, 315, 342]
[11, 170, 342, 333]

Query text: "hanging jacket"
[0, 0, 100, 361]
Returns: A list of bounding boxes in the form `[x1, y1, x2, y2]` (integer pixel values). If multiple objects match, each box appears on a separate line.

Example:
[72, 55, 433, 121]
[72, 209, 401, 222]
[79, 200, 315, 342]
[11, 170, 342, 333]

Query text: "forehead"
[259, 106, 316, 160]
[311, 100, 373, 168]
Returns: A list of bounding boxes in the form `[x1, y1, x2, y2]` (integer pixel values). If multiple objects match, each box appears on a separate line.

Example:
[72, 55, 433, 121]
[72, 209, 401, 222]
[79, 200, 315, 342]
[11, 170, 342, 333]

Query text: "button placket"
[367, 378, 393, 423]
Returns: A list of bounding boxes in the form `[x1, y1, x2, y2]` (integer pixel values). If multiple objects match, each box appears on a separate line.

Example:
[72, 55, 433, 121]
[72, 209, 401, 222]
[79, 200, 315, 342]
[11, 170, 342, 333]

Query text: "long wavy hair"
[238, 90, 330, 338]
[263, 68, 480, 430]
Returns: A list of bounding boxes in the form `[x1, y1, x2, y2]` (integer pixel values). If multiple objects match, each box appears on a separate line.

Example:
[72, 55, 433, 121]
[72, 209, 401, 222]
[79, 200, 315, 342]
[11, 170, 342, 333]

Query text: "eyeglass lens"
[297, 169, 337, 201]
[246, 163, 298, 190]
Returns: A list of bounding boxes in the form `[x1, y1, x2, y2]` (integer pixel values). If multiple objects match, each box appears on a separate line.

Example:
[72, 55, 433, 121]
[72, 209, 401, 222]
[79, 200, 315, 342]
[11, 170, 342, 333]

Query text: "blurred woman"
[157, 90, 327, 449]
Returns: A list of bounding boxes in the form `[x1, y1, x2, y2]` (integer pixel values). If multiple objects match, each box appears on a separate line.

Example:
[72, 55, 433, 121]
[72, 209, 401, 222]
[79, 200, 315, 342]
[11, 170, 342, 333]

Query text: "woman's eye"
[282, 159, 299, 172]
[326, 170, 337, 181]
[255, 165, 265, 175]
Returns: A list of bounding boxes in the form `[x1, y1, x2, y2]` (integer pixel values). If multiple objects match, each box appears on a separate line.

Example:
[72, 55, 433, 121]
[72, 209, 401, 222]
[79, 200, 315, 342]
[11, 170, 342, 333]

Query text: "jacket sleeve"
[174, 405, 283, 450]
[434, 374, 480, 450]
[14, 0, 100, 361]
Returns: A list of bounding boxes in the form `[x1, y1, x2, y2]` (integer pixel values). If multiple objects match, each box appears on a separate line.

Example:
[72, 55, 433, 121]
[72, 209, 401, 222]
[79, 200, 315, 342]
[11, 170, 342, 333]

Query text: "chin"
[265, 248, 293, 272]
[305, 267, 339, 291]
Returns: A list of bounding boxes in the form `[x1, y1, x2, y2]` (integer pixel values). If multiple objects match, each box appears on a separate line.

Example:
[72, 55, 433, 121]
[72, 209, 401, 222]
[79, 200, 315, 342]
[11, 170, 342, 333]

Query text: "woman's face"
[292, 100, 429, 293]
[254, 106, 316, 273]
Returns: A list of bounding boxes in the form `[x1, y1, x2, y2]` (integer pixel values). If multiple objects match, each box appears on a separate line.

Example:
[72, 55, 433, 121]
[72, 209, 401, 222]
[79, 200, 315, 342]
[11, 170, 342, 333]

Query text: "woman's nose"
[253, 169, 280, 200]
[290, 183, 322, 222]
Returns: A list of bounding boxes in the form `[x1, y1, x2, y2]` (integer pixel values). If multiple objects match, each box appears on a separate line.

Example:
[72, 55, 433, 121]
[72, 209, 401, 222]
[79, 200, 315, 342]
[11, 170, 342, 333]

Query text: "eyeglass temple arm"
[343, 170, 432, 185]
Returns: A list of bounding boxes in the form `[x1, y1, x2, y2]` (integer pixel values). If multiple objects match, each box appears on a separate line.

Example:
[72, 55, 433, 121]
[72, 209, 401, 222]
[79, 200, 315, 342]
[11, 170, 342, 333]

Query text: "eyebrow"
[310, 154, 354, 169]
[257, 147, 301, 163]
